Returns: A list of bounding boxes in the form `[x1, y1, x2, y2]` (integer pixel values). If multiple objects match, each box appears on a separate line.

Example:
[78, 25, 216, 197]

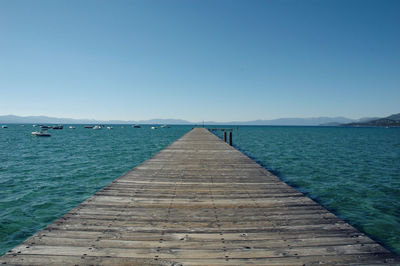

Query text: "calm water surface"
[0, 125, 191, 255]
[1, 125, 399, 256]
[215, 126, 400, 255]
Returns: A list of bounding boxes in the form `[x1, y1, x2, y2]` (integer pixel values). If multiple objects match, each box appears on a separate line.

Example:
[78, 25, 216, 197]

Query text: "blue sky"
[1, 0, 399, 122]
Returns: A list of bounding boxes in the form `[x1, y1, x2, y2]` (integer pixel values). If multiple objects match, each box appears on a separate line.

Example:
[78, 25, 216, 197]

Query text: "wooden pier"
[1, 128, 399, 265]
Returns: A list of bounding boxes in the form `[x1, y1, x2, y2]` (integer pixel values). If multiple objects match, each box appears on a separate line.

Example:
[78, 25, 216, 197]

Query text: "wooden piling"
[1, 128, 398, 265]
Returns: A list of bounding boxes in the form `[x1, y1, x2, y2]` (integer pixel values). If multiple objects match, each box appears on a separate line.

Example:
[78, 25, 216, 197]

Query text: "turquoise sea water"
[0, 124, 192, 256]
[0, 125, 399, 256]
[214, 126, 400, 255]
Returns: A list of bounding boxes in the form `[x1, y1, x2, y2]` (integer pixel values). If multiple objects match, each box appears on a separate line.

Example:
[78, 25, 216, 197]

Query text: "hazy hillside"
[0, 115, 192, 125]
[2, 114, 397, 126]
[343, 113, 400, 127]
[206, 117, 354, 126]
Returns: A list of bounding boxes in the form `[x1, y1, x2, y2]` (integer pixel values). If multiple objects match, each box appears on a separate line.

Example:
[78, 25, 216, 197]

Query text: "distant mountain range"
[205, 117, 357, 126]
[0, 115, 190, 125]
[342, 113, 400, 127]
[319, 117, 380, 126]
[0, 114, 398, 126]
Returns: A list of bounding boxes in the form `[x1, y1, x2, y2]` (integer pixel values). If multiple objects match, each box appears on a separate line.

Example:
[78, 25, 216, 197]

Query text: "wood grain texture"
[1, 128, 399, 265]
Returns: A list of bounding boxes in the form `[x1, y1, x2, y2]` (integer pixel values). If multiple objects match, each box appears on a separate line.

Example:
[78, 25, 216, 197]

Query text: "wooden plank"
[1, 128, 399, 265]
[30, 230, 366, 242]
[3, 254, 399, 266]
[27, 235, 377, 249]
[6, 243, 391, 259]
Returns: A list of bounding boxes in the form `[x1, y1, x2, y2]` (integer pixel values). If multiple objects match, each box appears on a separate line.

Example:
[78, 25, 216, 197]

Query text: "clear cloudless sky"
[1, 0, 399, 122]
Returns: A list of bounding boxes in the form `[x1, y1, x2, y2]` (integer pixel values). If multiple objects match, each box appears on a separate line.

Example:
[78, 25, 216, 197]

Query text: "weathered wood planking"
[1, 128, 399, 265]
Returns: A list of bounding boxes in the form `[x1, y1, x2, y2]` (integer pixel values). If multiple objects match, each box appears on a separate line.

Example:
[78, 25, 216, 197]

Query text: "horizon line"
[0, 113, 385, 123]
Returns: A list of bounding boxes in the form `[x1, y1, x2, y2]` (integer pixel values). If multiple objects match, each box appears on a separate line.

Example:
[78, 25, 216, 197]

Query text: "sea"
[0, 125, 399, 256]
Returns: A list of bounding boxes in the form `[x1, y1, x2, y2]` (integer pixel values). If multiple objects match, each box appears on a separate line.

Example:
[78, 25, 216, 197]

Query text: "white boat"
[1, 125, 8, 128]
[151, 126, 158, 130]
[106, 126, 113, 130]
[161, 125, 170, 128]
[93, 125, 102, 130]
[32, 131, 51, 137]
[69, 126, 76, 129]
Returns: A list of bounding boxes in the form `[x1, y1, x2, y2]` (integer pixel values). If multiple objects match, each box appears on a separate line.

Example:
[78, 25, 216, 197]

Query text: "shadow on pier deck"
[1, 128, 399, 265]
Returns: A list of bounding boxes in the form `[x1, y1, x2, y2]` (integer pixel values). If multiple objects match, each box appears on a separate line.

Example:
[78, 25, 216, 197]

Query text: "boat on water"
[151, 126, 158, 130]
[39, 125, 51, 129]
[52, 125, 63, 130]
[106, 126, 113, 130]
[1, 125, 8, 128]
[93, 125, 102, 130]
[161, 125, 170, 128]
[84, 125, 93, 129]
[132, 125, 141, 128]
[32, 131, 51, 137]
[69, 126, 76, 129]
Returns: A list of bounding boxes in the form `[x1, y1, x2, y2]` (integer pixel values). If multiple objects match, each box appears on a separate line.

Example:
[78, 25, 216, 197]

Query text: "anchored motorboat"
[32, 131, 51, 137]
[39, 125, 51, 129]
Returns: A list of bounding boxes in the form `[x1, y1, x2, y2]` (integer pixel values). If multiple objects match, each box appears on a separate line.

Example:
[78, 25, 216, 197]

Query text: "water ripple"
[216, 126, 400, 255]
[0, 125, 191, 255]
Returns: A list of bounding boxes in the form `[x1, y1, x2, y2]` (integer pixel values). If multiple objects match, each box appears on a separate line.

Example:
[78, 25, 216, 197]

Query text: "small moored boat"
[1, 125, 8, 128]
[32, 131, 51, 137]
